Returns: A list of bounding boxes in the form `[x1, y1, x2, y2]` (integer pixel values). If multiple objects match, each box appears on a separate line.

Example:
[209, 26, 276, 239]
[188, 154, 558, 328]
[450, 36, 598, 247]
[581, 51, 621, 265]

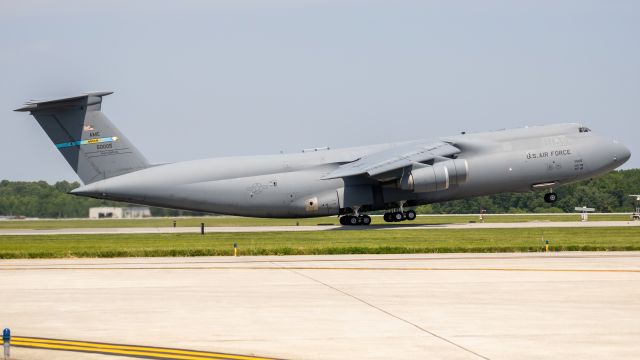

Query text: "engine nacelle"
[399, 159, 469, 193]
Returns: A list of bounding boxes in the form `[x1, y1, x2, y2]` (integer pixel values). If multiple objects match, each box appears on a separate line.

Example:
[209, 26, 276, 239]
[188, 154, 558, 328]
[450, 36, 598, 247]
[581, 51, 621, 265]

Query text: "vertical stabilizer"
[15, 92, 149, 184]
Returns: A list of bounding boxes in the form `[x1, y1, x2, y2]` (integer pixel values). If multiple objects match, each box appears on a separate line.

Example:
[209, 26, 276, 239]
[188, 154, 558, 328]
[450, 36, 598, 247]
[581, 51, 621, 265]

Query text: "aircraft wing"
[322, 141, 461, 179]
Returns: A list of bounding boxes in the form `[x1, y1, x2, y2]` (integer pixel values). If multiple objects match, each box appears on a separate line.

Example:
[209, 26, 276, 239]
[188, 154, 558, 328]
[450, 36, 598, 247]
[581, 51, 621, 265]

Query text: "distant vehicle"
[16, 92, 631, 225]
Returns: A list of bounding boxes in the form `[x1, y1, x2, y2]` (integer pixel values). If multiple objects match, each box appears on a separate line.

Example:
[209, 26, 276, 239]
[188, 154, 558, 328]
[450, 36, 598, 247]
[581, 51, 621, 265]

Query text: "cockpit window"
[579, 127, 591, 133]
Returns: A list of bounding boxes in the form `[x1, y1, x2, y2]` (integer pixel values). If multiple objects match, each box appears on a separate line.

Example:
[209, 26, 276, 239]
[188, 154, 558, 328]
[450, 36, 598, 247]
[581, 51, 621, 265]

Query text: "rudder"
[15, 92, 149, 184]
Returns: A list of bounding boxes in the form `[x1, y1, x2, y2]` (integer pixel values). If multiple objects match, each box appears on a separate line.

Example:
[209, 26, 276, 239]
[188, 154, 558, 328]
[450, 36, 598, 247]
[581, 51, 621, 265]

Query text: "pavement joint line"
[0, 266, 638, 273]
[271, 261, 491, 360]
[2, 337, 279, 360]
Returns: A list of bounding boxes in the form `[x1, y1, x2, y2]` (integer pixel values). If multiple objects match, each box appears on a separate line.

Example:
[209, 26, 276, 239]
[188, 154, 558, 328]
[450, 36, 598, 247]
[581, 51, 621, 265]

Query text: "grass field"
[1, 227, 639, 259]
[0, 213, 634, 230]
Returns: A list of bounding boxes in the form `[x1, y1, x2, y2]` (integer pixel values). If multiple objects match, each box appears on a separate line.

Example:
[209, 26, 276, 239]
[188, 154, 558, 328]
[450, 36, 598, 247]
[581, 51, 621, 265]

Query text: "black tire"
[348, 216, 359, 225]
[339, 216, 347, 225]
[383, 213, 391, 222]
[544, 192, 558, 203]
[361, 215, 371, 225]
[392, 212, 404, 222]
[405, 210, 417, 221]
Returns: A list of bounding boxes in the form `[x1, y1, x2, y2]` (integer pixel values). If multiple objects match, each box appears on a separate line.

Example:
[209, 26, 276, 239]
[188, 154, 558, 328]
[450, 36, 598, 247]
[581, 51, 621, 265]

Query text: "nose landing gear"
[544, 192, 558, 203]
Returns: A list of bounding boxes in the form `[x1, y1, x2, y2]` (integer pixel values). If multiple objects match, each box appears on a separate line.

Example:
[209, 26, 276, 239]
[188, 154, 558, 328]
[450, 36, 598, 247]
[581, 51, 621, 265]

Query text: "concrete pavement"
[0, 252, 639, 359]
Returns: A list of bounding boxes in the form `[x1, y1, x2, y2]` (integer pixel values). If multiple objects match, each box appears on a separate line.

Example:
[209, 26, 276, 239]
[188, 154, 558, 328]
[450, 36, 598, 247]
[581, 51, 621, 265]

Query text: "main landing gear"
[338, 203, 418, 226]
[339, 206, 372, 226]
[383, 201, 416, 223]
[544, 192, 558, 203]
[339, 214, 372, 226]
[383, 210, 417, 222]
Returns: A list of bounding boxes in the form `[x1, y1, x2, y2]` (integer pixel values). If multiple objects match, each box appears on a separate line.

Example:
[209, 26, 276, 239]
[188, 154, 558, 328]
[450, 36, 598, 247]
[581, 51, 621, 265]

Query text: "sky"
[1, 0, 639, 183]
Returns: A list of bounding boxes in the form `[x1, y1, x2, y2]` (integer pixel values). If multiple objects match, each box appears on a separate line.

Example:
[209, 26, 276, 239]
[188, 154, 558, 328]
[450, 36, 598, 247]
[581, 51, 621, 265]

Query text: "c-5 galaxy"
[16, 92, 631, 225]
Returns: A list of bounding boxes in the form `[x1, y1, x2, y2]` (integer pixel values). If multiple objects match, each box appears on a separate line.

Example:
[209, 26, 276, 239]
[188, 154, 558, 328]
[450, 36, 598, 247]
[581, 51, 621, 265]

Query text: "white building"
[89, 207, 151, 219]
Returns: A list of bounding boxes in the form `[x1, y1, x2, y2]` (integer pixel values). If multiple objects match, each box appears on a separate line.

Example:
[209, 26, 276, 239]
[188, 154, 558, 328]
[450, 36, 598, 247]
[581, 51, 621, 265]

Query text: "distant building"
[89, 207, 151, 219]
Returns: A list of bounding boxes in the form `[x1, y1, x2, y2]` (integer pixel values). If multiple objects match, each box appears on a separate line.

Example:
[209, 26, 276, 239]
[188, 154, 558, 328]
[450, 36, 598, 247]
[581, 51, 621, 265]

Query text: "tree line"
[0, 180, 197, 218]
[419, 168, 640, 214]
[1, 169, 639, 218]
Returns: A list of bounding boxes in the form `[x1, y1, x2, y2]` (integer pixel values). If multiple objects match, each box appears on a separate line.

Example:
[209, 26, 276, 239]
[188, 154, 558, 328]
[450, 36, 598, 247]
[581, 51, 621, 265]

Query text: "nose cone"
[614, 141, 631, 165]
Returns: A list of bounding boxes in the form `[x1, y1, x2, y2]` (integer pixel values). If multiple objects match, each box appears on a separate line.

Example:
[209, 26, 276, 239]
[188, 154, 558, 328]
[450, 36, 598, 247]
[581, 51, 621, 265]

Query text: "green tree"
[1, 169, 639, 218]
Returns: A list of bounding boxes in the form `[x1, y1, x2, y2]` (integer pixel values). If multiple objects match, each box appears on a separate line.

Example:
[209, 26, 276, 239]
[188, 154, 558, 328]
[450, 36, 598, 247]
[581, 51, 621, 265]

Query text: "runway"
[1, 252, 639, 359]
[1, 220, 639, 235]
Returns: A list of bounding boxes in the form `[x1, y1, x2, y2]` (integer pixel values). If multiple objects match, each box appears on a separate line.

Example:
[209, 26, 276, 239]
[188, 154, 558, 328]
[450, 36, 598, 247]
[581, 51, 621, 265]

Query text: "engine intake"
[399, 159, 469, 193]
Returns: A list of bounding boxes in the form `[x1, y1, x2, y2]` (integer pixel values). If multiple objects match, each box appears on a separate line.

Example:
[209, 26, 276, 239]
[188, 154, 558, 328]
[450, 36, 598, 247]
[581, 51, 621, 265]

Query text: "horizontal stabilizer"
[14, 91, 114, 112]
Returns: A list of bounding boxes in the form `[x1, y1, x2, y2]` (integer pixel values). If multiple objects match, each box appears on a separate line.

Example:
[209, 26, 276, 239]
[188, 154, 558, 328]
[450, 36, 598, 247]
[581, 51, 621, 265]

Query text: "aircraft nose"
[613, 141, 631, 165]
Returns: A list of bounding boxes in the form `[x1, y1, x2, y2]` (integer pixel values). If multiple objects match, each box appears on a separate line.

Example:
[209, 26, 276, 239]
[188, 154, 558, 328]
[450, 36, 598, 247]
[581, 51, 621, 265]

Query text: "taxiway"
[1, 252, 639, 359]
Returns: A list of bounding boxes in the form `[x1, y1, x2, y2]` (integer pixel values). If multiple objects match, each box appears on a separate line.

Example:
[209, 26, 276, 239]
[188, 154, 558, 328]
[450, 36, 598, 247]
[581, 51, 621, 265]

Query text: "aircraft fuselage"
[72, 123, 630, 218]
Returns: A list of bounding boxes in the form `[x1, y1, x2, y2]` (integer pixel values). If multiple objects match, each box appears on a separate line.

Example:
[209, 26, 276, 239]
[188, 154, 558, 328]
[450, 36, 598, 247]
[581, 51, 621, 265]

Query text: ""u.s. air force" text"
[526, 149, 571, 160]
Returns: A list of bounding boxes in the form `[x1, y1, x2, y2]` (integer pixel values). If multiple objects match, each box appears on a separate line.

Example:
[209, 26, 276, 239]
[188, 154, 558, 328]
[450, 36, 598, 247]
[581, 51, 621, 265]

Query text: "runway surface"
[1, 220, 639, 235]
[1, 336, 275, 360]
[1, 252, 639, 359]
[0, 336, 275, 360]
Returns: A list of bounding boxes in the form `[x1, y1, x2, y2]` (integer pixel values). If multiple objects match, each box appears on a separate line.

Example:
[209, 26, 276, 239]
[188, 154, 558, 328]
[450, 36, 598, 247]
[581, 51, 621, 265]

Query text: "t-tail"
[15, 92, 149, 184]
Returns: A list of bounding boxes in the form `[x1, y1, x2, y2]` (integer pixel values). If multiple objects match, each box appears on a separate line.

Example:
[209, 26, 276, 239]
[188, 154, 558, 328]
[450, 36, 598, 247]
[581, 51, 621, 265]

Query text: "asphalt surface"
[1, 252, 639, 359]
[1, 220, 639, 235]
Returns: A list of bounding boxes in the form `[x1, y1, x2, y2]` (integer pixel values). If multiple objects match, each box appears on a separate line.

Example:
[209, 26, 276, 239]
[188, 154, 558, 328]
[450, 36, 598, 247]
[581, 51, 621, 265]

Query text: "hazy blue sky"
[1, 0, 639, 183]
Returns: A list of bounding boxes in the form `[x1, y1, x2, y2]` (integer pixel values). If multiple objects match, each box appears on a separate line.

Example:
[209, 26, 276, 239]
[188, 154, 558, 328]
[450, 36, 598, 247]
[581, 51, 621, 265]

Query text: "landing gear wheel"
[348, 215, 359, 225]
[383, 213, 392, 222]
[339, 216, 347, 225]
[360, 215, 372, 225]
[392, 212, 404, 222]
[544, 192, 558, 203]
[405, 210, 417, 221]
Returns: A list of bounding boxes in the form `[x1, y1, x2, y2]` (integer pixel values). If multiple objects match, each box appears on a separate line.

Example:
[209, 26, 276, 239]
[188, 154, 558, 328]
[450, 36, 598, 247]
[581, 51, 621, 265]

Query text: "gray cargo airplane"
[16, 92, 630, 225]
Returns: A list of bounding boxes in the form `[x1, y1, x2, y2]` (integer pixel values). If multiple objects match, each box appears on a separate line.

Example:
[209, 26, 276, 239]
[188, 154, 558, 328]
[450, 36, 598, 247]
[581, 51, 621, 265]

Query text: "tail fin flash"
[15, 92, 149, 184]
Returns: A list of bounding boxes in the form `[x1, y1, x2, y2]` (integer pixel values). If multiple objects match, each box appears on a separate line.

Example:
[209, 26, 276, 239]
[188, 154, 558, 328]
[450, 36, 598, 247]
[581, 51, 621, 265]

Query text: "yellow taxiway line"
[1, 337, 278, 360]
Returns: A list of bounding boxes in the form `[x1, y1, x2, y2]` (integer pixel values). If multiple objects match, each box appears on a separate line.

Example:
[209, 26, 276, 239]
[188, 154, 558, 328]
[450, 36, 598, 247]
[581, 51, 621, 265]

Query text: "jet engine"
[398, 159, 469, 193]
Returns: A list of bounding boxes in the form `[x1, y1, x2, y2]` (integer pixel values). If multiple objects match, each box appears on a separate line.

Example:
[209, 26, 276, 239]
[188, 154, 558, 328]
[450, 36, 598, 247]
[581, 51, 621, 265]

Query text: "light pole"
[630, 195, 640, 220]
